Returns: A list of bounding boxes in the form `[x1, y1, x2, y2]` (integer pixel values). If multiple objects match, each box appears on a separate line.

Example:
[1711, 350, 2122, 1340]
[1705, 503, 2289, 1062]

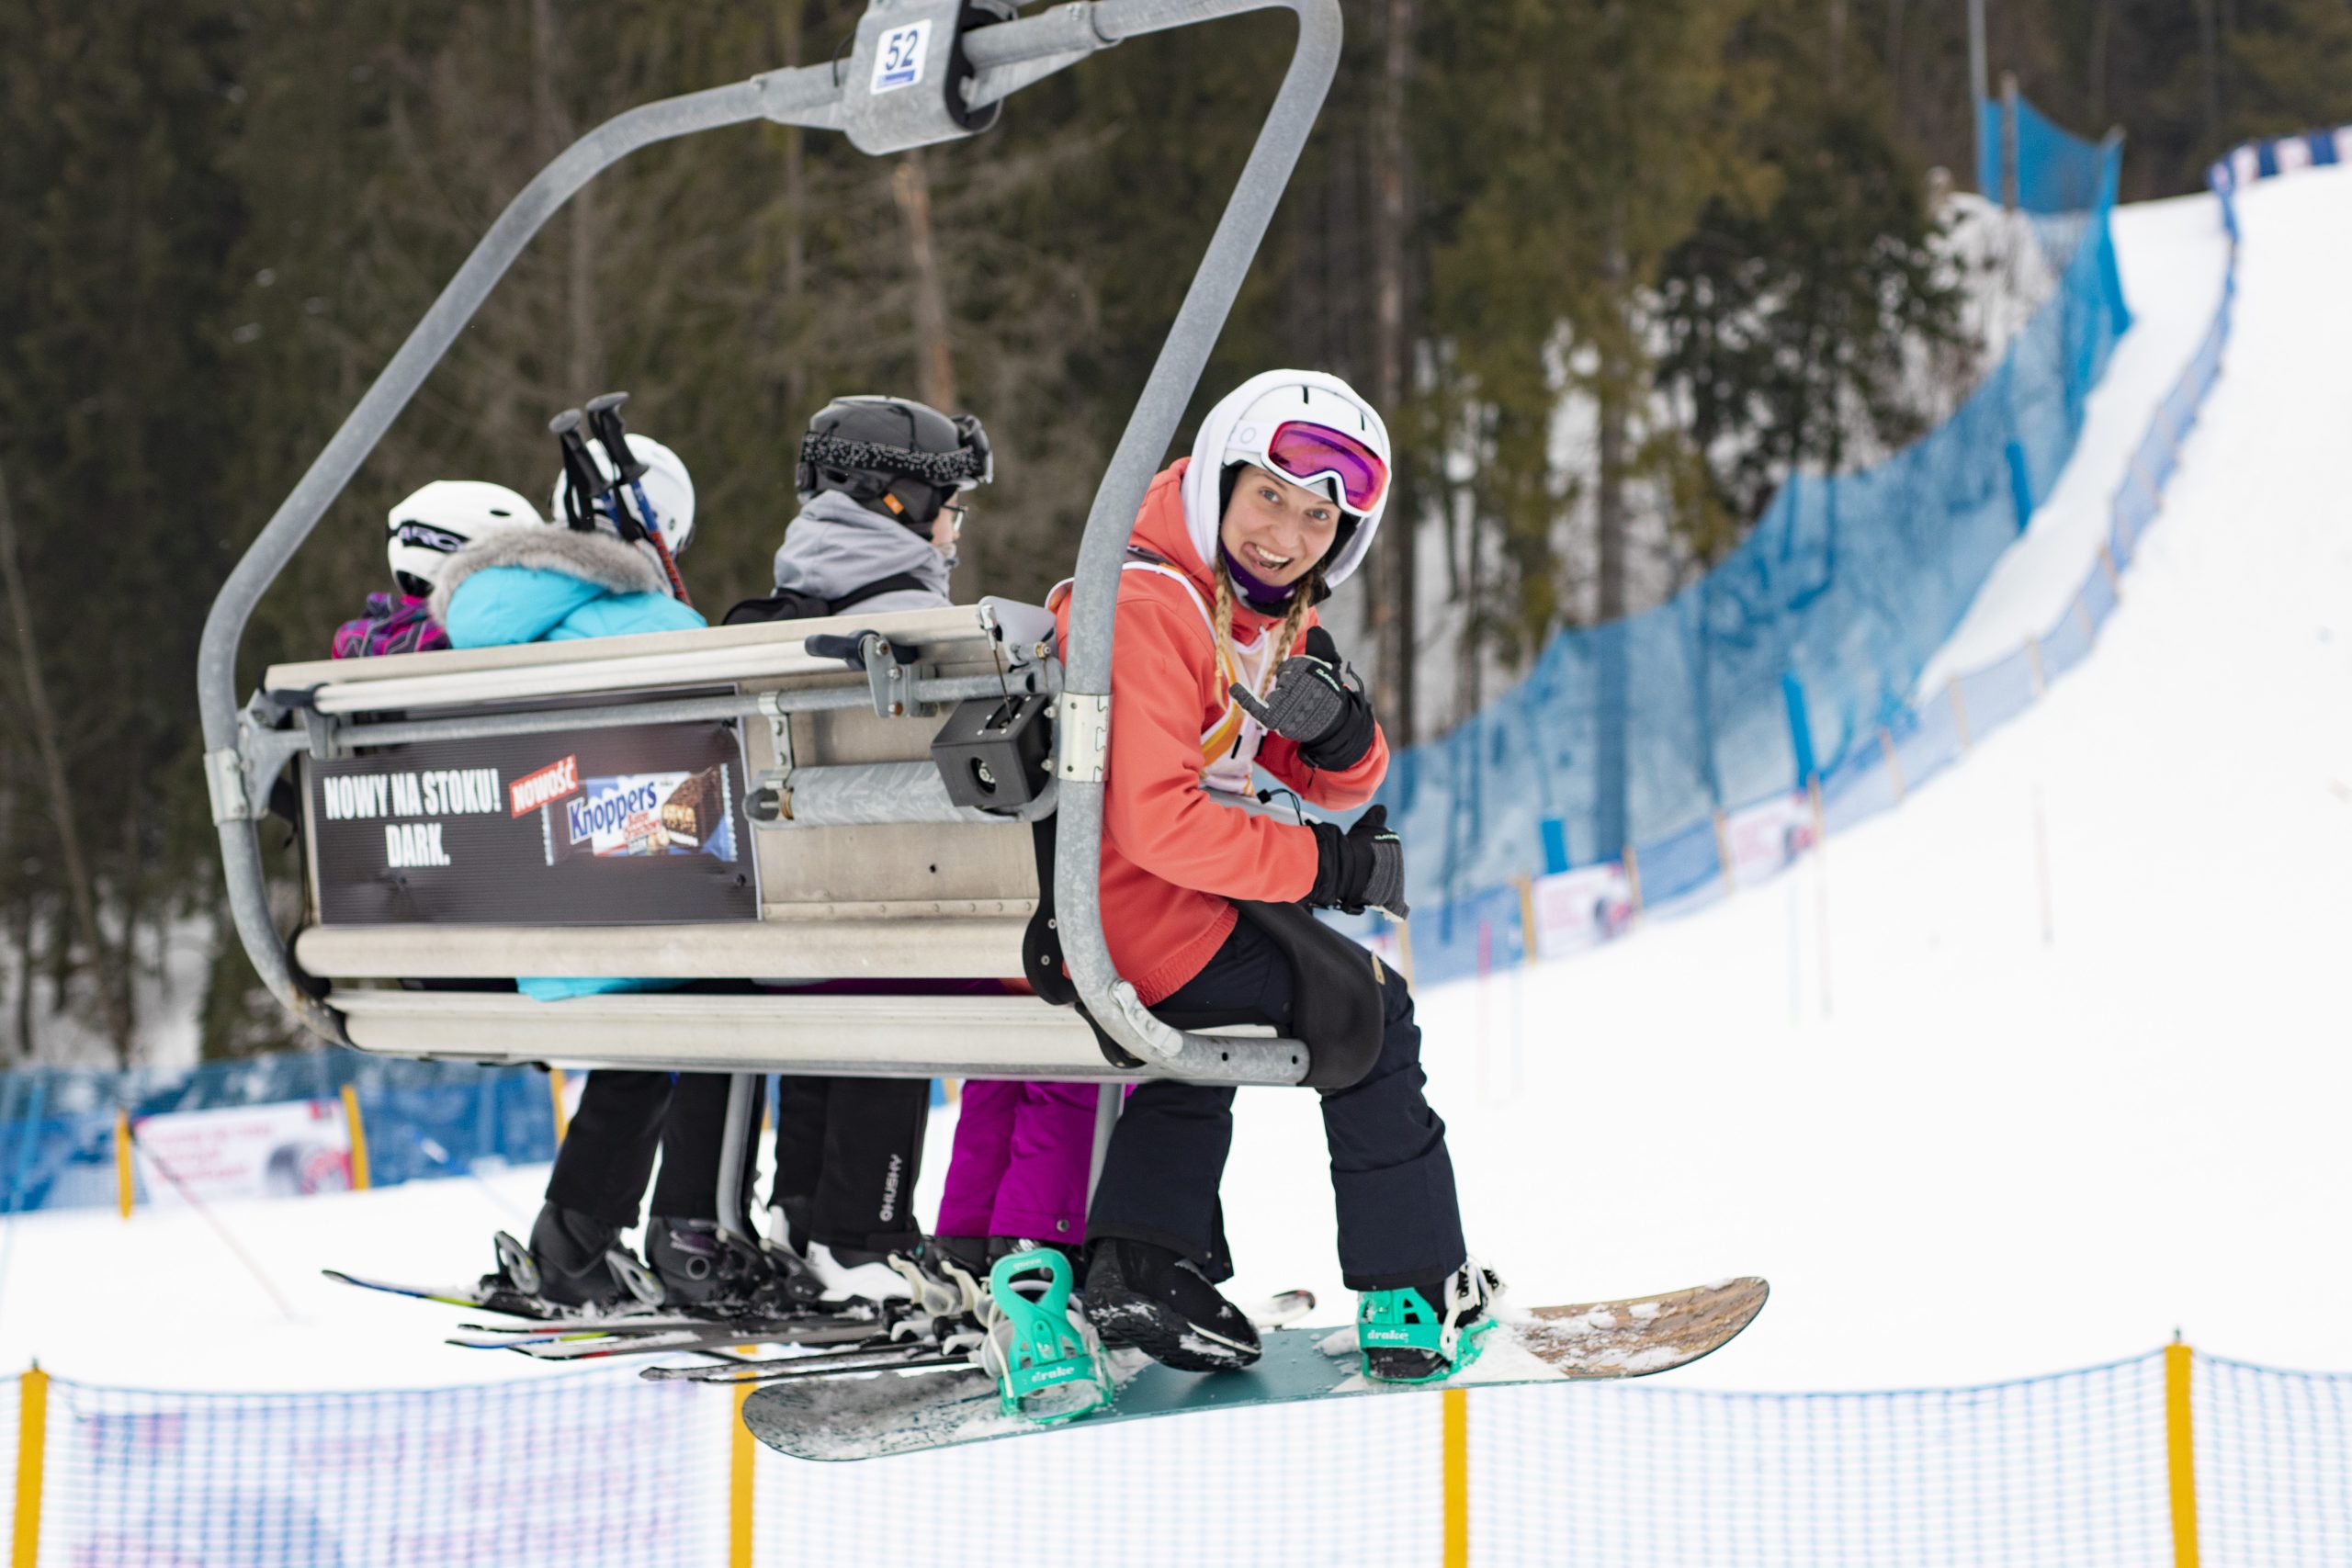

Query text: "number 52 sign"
[872, 20, 932, 92]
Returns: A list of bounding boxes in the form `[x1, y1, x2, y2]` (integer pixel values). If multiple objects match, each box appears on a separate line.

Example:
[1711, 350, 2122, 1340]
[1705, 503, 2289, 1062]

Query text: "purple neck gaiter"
[1220, 542, 1297, 614]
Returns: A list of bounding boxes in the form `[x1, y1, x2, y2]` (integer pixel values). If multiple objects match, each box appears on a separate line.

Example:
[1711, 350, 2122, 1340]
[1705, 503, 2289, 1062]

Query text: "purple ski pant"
[935, 1080, 1105, 1244]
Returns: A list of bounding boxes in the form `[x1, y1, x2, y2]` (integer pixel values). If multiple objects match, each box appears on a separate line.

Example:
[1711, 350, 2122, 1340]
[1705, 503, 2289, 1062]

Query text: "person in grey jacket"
[682, 395, 997, 1303]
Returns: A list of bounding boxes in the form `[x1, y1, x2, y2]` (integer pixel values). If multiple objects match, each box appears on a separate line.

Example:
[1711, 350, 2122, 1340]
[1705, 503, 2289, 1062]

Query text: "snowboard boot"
[646, 1216, 821, 1315]
[1358, 1263, 1501, 1384]
[522, 1201, 643, 1311]
[1080, 1236, 1261, 1372]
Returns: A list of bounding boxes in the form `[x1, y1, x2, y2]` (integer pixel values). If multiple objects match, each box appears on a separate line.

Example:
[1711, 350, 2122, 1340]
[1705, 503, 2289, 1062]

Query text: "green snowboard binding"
[981, 1248, 1112, 1425]
[1356, 1266, 1498, 1384]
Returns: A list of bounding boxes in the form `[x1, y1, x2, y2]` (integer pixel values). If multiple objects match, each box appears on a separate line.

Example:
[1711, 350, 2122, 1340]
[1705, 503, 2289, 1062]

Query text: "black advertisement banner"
[307, 718, 759, 925]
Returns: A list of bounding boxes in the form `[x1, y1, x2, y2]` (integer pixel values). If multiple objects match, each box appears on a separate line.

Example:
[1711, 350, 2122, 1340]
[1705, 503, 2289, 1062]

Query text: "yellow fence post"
[730, 1382, 757, 1568]
[1442, 1387, 1469, 1568]
[114, 1110, 134, 1219]
[547, 1067, 571, 1145]
[339, 1084, 371, 1191]
[1877, 728, 1906, 801]
[1514, 875, 1539, 966]
[12, 1366, 48, 1568]
[1395, 919, 1414, 987]
[1712, 809, 1736, 893]
[2166, 1339, 2200, 1568]
[1621, 844, 1644, 919]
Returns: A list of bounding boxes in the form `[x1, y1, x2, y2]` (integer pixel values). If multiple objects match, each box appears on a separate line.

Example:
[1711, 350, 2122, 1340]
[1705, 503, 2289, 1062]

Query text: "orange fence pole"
[114, 1111, 134, 1219]
[1442, 1388, 1470, 1568]
[12, 1366, 48, 1568]
[2166, 1340, 2201, 1568]
[338, 1084, 371, 1191]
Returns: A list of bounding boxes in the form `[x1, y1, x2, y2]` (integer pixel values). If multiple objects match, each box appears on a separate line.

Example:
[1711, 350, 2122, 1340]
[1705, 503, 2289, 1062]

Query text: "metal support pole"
[2002, 71, 2022, 211]
[1054, 0, 1340, 1086]
[1968, 0, 1989, 193]
[1084, 1082, 1122, 1211]
[716, 1073, 759, 1243]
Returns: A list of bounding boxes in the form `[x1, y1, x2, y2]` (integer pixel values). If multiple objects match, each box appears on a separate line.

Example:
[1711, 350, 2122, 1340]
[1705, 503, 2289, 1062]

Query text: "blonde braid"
[1271, 568, 1323, 670]
[1214, 558, 1325, 702]
[1211, 559, 1244, 694]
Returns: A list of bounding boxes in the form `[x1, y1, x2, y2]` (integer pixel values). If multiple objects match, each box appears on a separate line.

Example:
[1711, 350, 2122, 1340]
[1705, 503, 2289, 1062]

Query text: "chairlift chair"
[198, 0, 1351, 1216]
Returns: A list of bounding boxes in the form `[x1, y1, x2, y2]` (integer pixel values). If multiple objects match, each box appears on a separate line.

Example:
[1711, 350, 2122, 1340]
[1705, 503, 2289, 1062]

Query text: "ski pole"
[584, 391, 692, 607]
[126, 1120, 300, 1322]
[548, 409, 614, 534]
[412, 1131, 528, 1224]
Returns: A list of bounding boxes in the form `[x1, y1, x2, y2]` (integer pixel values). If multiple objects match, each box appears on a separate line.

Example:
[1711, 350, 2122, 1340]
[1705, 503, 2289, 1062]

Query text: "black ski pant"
[548, 1068, 929, 1250]
[542, 1068, 755, 1228]
[766, 1075, 931, 1255]
[1085, 917, 1466, 1292]
[542, 1069, 674, 1230]
[650, 1073, 930, 1254]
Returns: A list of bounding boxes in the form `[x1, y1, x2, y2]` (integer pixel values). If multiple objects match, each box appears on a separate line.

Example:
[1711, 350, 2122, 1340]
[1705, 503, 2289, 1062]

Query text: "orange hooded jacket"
[1052, 458, 1389, 1004]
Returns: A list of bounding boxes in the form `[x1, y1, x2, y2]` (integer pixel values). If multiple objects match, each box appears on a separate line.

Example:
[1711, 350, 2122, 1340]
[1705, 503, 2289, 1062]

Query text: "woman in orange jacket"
[1059, 369, 1493, 1384]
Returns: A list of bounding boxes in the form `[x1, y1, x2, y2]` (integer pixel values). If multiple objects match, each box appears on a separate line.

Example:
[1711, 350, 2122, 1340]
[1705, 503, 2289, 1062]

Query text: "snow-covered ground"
[4, 164, 2346, 1402]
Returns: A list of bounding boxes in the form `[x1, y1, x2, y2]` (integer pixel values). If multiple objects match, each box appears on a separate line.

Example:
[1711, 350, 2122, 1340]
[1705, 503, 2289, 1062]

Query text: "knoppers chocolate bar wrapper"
[546, 766, 738, 863]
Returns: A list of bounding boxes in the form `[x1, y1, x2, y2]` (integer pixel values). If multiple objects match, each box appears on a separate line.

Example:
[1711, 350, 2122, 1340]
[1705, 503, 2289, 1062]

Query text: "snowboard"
[743, 1276, 1767, 1462]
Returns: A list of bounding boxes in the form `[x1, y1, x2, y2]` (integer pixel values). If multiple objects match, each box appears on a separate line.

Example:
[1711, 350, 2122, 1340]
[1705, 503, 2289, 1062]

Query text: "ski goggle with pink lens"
[1255, 421, 1389, 513]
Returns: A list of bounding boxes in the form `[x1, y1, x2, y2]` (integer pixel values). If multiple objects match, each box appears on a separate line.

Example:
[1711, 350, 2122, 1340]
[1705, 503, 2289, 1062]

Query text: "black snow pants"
[650, 1073, 930, 1254]
[541, 1069, 679, 1229]
[1084, 917, 1466, 1292]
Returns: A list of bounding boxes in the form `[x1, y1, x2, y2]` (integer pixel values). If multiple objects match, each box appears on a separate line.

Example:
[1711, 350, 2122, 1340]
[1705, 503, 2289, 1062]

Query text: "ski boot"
[1081, 1237, 1261, 1371]
[646, 1216, 822, 1316]
[981, 1247, 1112, 1425]
[512, 1202, 662, 1312]
[765, 1196, 812, 1259]
[1358, 1263, 1501, 1383]
[804, 1240, 921, 1310]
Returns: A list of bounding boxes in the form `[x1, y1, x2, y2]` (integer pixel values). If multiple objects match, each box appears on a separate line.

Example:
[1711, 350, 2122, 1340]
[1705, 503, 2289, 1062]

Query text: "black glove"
[1229, 626, 1377, 772]
[1307, 805, 1408, 918]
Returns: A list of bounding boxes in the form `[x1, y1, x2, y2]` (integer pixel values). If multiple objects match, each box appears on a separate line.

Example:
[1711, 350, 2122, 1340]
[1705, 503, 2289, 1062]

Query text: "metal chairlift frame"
[196, 0, 1348, 1150]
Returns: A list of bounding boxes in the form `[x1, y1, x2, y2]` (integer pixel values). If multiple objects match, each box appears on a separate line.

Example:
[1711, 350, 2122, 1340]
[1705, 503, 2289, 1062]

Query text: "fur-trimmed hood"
[429, 525, 672, 627]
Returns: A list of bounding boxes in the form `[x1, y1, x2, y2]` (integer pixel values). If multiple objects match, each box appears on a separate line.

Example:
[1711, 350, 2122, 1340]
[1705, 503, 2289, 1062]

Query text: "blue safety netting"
[1376, 96, 2130, 917]
[1364, 115, 2349, 993]
[1977, 93, 2120, 217]
[0, 1051, 560, 1214]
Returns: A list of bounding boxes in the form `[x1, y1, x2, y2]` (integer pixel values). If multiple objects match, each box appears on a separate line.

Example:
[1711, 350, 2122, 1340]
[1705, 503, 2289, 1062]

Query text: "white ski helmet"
[549, 433, 696, 555]
[386, 480, 541, 596]
[1181, 369, 1392, 592]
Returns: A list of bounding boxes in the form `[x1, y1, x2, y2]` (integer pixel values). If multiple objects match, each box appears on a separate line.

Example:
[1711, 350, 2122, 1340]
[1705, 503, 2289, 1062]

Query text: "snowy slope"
[5, 167, 2346, 1401]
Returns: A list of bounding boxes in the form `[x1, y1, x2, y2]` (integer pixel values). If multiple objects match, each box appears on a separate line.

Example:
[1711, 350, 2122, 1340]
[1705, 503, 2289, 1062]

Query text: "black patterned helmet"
[796, 395, 991, 529]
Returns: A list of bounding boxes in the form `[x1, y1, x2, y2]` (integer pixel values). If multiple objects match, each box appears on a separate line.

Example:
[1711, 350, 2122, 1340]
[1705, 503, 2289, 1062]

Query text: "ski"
[642, 1339, 962, 1385]
[463, 1312, 886, 1360]
[321, 1268, 605, 1323]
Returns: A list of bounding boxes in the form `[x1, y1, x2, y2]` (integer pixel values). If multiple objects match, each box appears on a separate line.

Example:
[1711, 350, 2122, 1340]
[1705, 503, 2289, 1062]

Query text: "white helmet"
[549, 434, 695, 556]
[386, 480, 541, 596]
[1181, 370, 1392, 592]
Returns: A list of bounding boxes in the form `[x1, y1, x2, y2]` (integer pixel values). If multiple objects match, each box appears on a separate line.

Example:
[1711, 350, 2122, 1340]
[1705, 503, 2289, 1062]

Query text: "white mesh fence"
[6, 1349, 2350, 1566]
